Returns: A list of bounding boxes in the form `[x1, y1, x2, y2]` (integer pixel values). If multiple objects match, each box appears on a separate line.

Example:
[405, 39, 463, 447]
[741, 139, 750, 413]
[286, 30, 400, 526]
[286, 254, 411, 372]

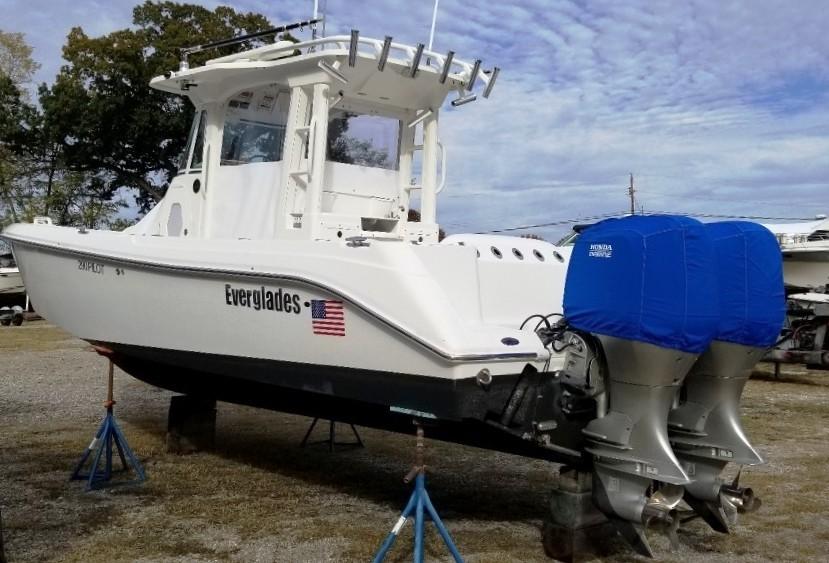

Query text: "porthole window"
[457, 241, 465, 246]
[553, 250, 565, 263]
[533, 249, 545, 262]
[491, 246, 503, 259]
[512, 248, 524, 260]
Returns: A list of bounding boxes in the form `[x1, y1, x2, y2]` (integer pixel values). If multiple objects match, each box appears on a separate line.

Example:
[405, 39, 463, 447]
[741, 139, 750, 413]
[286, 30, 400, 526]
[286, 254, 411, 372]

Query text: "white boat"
[763, 216, 829, 290]
[0, 252, 25, 296]
[1, 23, 778, 557]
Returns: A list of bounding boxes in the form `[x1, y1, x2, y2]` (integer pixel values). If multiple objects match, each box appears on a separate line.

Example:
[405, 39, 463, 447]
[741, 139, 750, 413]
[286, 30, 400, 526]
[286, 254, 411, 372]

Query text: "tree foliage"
[0, 52, 38, 226]
[0, 31, 40, 93]
[46, 1, 275, 210]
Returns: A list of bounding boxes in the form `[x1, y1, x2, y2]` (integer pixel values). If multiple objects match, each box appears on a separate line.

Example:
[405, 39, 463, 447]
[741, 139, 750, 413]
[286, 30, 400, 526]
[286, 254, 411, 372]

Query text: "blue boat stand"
[372, 422, 463, 563]
[70, 358, 146, 490]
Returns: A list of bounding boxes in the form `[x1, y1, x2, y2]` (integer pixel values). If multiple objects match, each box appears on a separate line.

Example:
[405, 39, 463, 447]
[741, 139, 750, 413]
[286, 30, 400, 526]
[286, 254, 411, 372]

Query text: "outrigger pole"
[179, 18, 323, 71]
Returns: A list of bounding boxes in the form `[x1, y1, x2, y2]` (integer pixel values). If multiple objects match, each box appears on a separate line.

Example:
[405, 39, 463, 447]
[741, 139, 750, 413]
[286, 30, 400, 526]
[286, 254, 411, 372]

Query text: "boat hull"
[3, 226, 590, 464]
[781, 248, 829, 290]
[0, 268, 24, 295]
[97, 339, 582, 464]
[8, 235, 541, 380]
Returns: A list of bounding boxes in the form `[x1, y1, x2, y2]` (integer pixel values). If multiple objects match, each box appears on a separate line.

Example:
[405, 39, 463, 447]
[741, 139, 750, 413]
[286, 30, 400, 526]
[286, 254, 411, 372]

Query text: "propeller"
[721, 466, 762, 514]
[641, 485, 685, 552]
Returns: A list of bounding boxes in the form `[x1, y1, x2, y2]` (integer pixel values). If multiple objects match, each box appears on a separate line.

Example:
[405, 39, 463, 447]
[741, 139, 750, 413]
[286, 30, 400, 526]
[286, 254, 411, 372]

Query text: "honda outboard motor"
[562, 215, 719, 556]
[669, 221, 785, 532]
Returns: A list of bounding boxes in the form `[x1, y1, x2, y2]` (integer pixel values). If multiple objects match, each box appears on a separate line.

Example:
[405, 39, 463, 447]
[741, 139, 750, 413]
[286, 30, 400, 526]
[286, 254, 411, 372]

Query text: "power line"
[642, 210, 817, 221]
[474, 212, 627, 234]
[471, 209, 816, 236]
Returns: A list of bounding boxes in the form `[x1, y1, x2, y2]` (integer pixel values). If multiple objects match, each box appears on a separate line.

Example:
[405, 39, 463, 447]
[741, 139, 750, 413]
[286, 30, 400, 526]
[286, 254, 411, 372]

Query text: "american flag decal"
[311, 299, 346, 336]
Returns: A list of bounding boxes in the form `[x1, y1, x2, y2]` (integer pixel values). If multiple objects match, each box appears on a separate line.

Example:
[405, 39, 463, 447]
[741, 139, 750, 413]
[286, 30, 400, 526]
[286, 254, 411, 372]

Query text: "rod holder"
[410, 43, 425, 78]
[483, 67, 500, 98]
[348, 29, 359, 67]
[451, 92, 476, 107]
[439, 51, 454, 84]
[378, 36, 392, 71]
[466, 59, 482, 91]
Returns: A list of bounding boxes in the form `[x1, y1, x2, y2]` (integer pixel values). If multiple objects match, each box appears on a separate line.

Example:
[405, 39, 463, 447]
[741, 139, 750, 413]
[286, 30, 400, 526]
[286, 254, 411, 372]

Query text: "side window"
[178, 114, 199, 172]
[190, 111, 207, 171]
[327, 111, 400, 170]
[178, 110, 206, 173]
[221, 86, 288, 166]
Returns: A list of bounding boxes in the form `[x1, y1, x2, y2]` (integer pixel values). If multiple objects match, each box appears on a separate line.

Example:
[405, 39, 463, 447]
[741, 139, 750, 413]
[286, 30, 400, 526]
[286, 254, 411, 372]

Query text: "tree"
[1, 34, 126, 230]
[46, 1, 275, 211]
[0, 30, 40, 95]
[0, 32, 39, 226]
[0, 71, 37, 226]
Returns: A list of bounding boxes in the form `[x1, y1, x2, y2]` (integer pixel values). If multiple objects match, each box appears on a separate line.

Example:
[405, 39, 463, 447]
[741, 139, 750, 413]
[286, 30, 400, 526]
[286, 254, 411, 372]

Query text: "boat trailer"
[764, 291, 829, 372]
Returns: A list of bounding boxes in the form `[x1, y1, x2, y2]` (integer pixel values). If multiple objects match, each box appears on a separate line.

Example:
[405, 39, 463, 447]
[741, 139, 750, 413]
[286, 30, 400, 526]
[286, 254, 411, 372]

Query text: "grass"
[1, 322, 828, 562]
[0, 321, 87, 351]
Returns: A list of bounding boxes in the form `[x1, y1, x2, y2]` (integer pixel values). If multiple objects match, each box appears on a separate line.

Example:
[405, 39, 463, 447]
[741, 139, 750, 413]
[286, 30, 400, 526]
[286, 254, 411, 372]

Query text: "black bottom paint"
[96, 341, 583, 465]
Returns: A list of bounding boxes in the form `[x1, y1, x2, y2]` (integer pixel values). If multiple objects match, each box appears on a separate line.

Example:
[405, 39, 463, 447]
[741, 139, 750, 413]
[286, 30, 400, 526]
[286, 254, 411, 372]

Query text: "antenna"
[628, 173, 636, 215]
[428, 0, 441, 51]
[312, 0, 318, 39]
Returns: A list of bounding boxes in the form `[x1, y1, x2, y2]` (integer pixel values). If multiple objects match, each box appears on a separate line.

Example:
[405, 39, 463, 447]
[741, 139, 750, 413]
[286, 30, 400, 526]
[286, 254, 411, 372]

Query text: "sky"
[2, 0, 828, 240]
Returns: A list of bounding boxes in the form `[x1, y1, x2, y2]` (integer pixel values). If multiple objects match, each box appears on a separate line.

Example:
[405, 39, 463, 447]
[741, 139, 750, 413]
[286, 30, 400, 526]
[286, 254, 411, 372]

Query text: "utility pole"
[628, 173, 636, 215]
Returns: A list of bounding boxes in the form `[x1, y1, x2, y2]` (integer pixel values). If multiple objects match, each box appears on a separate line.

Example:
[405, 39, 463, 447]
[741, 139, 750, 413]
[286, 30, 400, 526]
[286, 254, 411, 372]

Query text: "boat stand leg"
[70, 359, 146, 490]
[300, 417, 365, 450]
[414, 474, 425, 563]
[422, 485, 463, 562]
[372, 421, 464, 563]
[329, 420, 336, 453]
[0, 506, 6, 563]
[350, 424, 364, 448]
[372, 488, 418, 563]
[300, 417, 320, 447]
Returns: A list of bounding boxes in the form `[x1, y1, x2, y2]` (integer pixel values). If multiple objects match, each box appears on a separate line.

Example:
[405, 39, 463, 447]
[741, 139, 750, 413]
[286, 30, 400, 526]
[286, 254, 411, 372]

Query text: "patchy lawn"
[1, 322, 827, 562]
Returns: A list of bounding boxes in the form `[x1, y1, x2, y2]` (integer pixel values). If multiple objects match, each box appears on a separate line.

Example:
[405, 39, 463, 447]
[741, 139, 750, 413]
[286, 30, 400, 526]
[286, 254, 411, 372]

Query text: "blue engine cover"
[563, 215, 719, 354]
[705, 221, 785, 348]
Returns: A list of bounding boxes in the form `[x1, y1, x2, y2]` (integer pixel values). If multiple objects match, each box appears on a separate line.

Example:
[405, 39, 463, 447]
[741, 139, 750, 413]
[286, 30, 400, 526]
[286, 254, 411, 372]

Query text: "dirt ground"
[1, 322, 827, 562]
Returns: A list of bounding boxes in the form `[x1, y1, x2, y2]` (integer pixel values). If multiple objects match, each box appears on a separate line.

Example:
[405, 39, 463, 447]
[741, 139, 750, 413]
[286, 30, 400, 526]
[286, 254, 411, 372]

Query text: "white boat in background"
[0, 252, 25, 296]
[763, 215, 829, 291]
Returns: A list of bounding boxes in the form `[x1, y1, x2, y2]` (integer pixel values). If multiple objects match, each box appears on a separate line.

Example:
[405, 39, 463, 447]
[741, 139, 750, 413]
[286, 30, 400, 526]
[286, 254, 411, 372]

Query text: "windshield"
[221, 86, 288, 166]
[555, 231, 580, 246]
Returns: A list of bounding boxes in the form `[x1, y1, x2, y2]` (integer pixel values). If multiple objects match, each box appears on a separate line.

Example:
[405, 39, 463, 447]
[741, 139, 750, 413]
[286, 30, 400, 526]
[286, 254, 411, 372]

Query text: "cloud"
[3, 0, 827, 239]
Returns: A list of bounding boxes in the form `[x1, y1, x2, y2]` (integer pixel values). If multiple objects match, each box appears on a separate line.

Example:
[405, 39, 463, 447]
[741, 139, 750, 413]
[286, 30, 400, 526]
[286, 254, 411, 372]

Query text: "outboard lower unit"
[669, 222, 785, 532]
[561, 215, 720, 557]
